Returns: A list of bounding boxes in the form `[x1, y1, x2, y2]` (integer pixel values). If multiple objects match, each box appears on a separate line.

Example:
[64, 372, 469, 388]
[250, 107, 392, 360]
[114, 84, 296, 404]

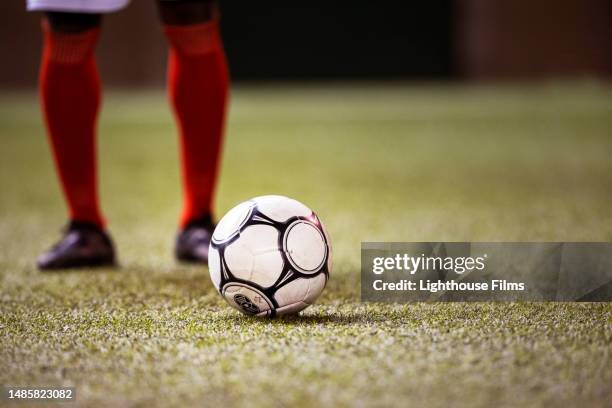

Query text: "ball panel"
[251, 250, 285, 288]
[240, 224, 279, 253]
[208, 245, 221, 290]
[303, 272, 327, 305]
[284, 221, 327, 274]
[222, 283, 273, 316]
[274, 277, 310, 307]
[212, 200, 254, 244]
[224, 241, 254, 282]
[253, 195, 312, 222]
[230, 224, 281, 285]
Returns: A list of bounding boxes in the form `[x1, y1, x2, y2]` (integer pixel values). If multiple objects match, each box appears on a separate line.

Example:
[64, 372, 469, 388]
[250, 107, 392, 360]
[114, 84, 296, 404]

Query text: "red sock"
[39, 22, 105, 227]
[163, 19, 229, 228]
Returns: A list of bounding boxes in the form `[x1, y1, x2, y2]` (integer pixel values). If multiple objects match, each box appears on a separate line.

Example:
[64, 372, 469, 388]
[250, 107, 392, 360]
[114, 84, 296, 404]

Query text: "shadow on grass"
[39, 265, 122, 274]
[216, 308, 392, 327]
[276, 313, 381, 325]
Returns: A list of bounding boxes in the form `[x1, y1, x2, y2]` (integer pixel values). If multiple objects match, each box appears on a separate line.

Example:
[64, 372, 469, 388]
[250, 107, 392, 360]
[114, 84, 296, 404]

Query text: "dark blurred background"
[0, 0, 610, 87]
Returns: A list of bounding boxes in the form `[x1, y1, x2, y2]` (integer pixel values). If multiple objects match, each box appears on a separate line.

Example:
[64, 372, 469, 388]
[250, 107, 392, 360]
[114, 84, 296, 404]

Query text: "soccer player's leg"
[158, 0, 230, 263]
[36, 10, 117, 270]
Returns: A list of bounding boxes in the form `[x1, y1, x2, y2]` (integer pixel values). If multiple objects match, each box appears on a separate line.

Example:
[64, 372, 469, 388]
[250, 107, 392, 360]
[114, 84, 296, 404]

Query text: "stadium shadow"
[275, 313, 382, 325]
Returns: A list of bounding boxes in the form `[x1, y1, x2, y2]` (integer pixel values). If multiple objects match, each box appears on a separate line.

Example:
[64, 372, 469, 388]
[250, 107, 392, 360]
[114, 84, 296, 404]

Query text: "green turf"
[1, 83, 611, 407]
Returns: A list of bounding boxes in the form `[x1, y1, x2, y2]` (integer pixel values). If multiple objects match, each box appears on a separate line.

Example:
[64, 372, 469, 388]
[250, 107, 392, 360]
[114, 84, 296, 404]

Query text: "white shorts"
[27, 0, 130, 13]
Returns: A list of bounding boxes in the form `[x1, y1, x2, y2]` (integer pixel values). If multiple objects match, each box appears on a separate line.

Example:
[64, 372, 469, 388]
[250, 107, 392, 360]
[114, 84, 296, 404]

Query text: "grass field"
[1, 83, 611, 407]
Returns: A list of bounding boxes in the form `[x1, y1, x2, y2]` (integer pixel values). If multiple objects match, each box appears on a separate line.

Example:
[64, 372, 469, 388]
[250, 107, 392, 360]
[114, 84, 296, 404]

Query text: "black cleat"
[37, 221, 117, 270]
[175, 214, 215, 263]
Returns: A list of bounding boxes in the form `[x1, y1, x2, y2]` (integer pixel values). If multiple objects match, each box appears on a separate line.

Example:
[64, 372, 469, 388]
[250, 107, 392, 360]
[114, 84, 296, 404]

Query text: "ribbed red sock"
[39, 23, 105, 227]
[163, 19, 229, 228]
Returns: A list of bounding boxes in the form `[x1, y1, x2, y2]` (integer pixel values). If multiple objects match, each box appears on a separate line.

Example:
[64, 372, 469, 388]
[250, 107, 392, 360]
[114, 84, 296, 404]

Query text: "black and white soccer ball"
[208, 195, 332, 317]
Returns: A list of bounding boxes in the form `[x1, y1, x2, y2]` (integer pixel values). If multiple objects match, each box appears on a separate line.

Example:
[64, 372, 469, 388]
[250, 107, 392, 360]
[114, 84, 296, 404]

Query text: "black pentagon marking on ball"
[275, 269, 295, 288]
[212, 203, 331, 315]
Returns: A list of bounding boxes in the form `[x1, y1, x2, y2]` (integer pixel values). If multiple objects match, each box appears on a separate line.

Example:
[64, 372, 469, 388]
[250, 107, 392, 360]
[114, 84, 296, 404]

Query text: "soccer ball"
[208, 195, 331, 317]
